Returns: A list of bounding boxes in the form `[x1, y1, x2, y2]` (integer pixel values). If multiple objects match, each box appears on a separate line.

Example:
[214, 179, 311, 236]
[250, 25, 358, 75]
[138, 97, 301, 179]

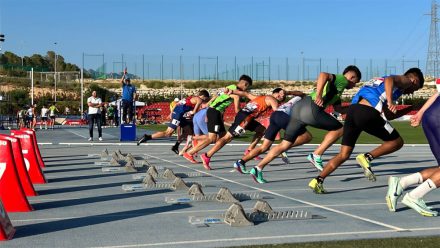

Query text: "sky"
[0, 0, 433, 73]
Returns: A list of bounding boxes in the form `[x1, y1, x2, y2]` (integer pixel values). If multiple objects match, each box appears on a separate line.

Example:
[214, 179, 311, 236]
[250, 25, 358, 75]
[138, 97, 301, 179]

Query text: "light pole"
[180, 48, 184, 99]
[54, 42, 58, 102]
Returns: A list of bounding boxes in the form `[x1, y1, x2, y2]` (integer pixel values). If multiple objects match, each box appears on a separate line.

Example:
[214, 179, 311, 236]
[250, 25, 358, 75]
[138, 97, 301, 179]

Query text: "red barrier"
[0, 134, 37, 197]
[9, 132, 47, 184]
[0, 200, 15, 241]
[0, 138, 33, 212]
[19, 128, 46, 168]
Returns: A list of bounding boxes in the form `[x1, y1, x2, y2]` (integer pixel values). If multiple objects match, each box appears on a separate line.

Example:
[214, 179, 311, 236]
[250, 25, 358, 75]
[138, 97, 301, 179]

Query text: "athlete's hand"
[314, 96, 324, 107]
[388, 103, 397, 114]
[410, 113, 422, 127]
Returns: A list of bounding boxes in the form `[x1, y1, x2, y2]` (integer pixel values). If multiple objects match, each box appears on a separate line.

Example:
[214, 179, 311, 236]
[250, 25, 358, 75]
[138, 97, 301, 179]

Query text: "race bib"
[233, 125, 246, 136]
[243, 102, 257, 113]
[171, 119, 180, 126]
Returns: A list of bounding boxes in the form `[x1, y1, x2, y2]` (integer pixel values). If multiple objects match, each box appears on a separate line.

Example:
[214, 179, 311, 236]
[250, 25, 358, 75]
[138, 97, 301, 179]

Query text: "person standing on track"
[87, 90, 103, 141]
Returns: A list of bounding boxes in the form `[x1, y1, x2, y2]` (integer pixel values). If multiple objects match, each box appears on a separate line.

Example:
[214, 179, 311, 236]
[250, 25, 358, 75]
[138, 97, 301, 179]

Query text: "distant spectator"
[107, 104, 115, 127]
[40, 105, 49, 130]
[87, 91, 103, 141]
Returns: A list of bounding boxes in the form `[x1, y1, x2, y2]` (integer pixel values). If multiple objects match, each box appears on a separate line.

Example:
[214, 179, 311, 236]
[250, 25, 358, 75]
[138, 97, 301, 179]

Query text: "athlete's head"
[403, 68, 424, 94]
[237, 74, 252, 91]
[198, 89, 210, 102]
[272, 87, 286, 102]
[343, 65, 362, 89]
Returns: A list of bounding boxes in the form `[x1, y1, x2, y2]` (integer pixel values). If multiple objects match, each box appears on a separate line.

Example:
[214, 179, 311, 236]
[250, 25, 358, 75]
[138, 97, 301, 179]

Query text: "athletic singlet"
[242, 95, 269, 118]
[178, 96, 196, 109]
[276, 96, 302, 116]
[209, 84, 237, 113]
[309, 74, 349, 108]
[351, 76, 403, 113]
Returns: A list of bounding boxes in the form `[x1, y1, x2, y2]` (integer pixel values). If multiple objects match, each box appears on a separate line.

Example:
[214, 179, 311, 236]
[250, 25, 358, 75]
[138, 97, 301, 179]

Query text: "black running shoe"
[171, 145, 179, 154]
[137, 134, 151, 146]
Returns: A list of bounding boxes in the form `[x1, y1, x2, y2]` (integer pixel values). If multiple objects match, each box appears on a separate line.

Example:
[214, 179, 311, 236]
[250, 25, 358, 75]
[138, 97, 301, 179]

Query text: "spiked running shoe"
[385, 176, 404, 212]
[281, 152, 290, 164]
[356, 154, 376, 181]
[250, 167, 267, 184]
[401, 193, 438, 217]
[183, 152, 199, 164]
[308, 178, 326, 194]
[200, 153, 212, 170]
[233, 160, 249, 174]
[171, 145, 179, 154]
[307, 153, 323, 171]
[137, 134, 151, 146]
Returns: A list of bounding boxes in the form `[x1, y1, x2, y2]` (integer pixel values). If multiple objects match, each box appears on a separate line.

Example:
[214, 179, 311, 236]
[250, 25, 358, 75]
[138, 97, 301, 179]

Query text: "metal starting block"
[188, 200, 325, 227]
[165, 187, 261, 204]
[95, 157, 122, 166]
[122, 176, 203, 192]
[132, 167, 202, 181]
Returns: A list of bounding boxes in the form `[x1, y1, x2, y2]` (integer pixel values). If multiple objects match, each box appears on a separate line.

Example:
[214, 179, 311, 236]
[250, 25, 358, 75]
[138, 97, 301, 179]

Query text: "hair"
[198, 89, 210, 98]
[272, 87, 284, 94]
[125, 78, 131, 82]
[404, 68, 425, 88]
[343, 65, 362, 80]
[239, 74, 253, 86]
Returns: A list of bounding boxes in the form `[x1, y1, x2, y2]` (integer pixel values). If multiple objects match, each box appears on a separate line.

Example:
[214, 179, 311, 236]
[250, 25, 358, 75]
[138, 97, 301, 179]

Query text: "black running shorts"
[207, 107, 226, 134]
[341, 104, 400, 147]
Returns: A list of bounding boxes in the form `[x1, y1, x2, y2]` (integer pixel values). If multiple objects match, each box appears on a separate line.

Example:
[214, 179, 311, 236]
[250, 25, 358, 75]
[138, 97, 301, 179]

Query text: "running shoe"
[280, 152, 290, 164]
[200, 153, 212, 170]
[244, 149, 263, 161]
[250, 167, 267, 184]
[307, 153, 323, 171]
[99, 137, 103, 141]
[401, 193, 438, 217]
[137, 134, 151, 146]
[233, 160, 249, 174]
[183, 152, 199, 164]
[171, 145, 179, 154]
[308, 178, 326, 194]
[385, 176, 403, 212]
[356, 154, 376, 181]
[88, 137, 93, 141]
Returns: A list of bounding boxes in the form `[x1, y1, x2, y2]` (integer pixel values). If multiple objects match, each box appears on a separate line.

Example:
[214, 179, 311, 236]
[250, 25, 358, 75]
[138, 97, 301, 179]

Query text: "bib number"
[233, 125, 246, 136]
[171, 119, 181, 126]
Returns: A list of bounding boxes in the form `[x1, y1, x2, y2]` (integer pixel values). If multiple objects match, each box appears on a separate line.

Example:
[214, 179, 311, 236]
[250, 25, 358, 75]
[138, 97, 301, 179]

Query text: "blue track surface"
[1, 127, 439, 247]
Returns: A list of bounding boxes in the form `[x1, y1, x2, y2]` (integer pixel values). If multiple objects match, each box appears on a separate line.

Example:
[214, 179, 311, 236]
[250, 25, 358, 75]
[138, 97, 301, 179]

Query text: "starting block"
[132, 167, 202, 181]
[122, 176, 203, 192]
[188, 200, 325, 227]
[165, 187, 262, 204]
[0, 199, 15, 240]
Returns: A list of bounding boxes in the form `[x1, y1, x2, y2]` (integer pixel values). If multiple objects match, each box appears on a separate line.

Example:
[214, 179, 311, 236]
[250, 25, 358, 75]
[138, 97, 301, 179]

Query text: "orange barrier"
[0, 200, 15, 241]
[10, 131, 47, 184]
[0, 138, 33, 212]
[0, 134, 37, 197]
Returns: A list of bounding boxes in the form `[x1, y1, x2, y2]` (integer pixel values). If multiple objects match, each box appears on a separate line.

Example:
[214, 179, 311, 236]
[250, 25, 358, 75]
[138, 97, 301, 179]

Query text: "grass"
[138, 121, 428, 144]
[232, 236, 440, 248]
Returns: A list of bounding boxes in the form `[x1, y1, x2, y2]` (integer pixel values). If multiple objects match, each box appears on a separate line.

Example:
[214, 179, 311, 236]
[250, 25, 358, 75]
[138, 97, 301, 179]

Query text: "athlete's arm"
[229, 89, 257, 101]
[267, 96, 279, 111]
[383, 104, 413, 120]
[385, 76, 412, 114]
[314, 72, 333, 107]
[411, 93, 439, 127]
[333, 102, 349, 114]
[191, 97, 203, 114]
[231, 94, 241, 113]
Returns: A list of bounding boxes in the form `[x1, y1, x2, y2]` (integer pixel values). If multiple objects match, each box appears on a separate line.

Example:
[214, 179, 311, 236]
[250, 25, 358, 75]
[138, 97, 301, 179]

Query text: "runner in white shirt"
[87, 91, 103, 141]
[40, 106, 49, 130]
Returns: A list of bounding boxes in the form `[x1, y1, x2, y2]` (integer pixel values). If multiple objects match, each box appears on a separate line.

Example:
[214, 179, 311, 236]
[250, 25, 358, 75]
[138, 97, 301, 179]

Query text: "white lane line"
[90, 230, 397, 248]
[65, 129, 89, 139]
[146, 154, 405, 231]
